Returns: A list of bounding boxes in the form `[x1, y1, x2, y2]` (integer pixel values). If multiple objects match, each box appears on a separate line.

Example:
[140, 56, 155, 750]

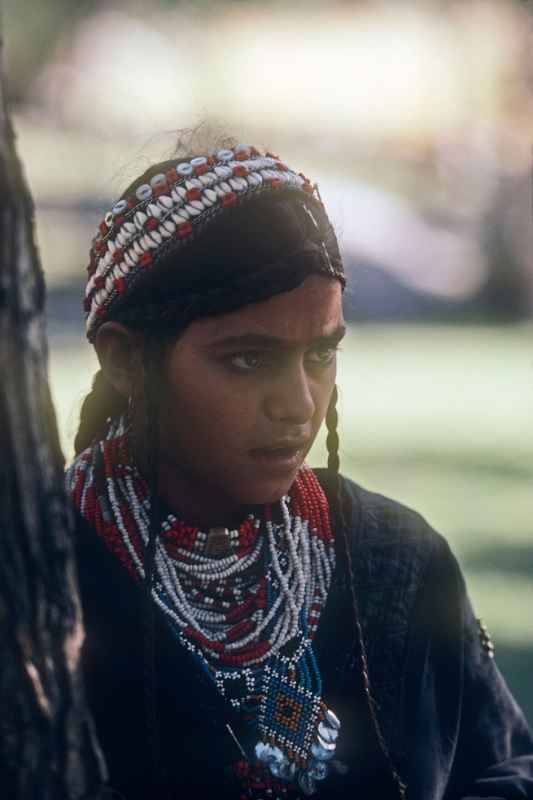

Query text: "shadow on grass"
[496, 643, 533, 727]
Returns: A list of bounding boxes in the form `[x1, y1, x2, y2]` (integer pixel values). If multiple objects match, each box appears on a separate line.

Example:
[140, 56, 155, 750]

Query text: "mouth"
[249, 443, 307, 473]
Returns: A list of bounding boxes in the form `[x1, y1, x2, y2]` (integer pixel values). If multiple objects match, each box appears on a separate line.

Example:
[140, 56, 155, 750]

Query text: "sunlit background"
[5, 0, 532, 720]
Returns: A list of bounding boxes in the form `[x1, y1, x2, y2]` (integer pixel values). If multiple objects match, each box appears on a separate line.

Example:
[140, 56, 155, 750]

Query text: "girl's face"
[156, 274, 344, 523]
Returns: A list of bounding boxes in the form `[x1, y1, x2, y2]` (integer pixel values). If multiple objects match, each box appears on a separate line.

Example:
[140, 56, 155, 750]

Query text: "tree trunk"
[0, 27, 108, 800]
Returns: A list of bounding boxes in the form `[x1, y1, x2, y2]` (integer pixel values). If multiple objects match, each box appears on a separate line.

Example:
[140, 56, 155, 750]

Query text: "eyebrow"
[209, 324, 347, 350]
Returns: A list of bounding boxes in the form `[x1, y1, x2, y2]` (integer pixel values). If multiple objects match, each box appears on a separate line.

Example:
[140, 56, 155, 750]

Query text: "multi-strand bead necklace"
[67, 418, 342, 796]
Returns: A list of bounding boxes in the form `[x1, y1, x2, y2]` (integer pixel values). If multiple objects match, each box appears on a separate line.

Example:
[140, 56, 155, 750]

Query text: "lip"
[249, 442, 307, 473]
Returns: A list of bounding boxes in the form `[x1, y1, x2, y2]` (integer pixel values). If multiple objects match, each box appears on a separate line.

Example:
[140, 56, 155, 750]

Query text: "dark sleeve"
[447, 567, 533, 799]
[408, 535, 533, 800]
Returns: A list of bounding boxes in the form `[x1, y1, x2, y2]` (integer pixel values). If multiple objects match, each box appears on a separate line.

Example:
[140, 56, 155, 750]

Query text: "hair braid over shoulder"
[325, 386, 407, 800]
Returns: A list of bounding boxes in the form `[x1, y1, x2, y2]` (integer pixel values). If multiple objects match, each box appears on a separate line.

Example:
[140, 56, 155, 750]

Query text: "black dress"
[75, 474, 533, 799]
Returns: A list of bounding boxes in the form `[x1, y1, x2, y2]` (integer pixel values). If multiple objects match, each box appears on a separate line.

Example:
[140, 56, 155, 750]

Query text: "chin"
[239, 474, 298, 507]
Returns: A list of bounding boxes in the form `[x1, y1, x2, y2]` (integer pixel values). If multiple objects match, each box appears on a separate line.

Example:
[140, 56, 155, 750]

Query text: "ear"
[94, 322, 143, 398]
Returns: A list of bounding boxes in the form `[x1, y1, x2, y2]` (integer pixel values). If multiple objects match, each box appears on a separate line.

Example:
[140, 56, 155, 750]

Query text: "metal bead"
[308, 760, 328, 781]
[325, 708, 341, 731]
[298, 770, 316, 797]
[149, 173, 167, 187]
[177, 162, 193, 176]
[136, 184, 152, 201]
[311, 742, 335, 762]
[317, 733, 336, 752]
[112, 199, 128, 215]
[217, 148, 234, 162]
[318, 721, 338, 743]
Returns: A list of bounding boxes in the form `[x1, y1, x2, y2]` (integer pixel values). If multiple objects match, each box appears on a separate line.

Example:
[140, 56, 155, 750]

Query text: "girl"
[67, 142, 533, 799]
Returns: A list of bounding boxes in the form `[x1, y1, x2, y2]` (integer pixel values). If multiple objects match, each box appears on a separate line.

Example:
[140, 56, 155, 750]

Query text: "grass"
[49, 321, 533, 722]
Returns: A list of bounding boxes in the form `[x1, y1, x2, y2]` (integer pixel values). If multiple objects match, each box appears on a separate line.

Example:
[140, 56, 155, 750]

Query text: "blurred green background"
[5, 0, 532, 722]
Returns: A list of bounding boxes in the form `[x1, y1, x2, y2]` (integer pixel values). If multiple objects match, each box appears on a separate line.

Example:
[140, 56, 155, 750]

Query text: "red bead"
[153, 182, 168, 197]
[235, 149, 250, 161]
[166, 167, 179, 183]
[193, 163, 208, 176]
[221, 191, 237, 207]
[95, 238, 105, 254]
[114, 215, 126, 227]
[186, 187, 202, 202]
[177, 221, 193, 238]
[99, 221, 108, 236]
[127, 197, 136, 209]
[139, 251, 153, 267]
[268, 177, 282, 189]
[145, 217, 158, 231]
[94, 276, 105, 290]
[232, 165, 248, 177]
[113, 247, 124, 263]
[114, 277, 126, 294]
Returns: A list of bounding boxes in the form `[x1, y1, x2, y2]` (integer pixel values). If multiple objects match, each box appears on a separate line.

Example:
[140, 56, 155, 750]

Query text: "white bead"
[147, 203, 162, 218]
[214, 165, 232, 180]
[204, 188, 218, 203]
[185, 178, 203, 190]
[199, 172, 217, 186]
[134, 211, 148, 229]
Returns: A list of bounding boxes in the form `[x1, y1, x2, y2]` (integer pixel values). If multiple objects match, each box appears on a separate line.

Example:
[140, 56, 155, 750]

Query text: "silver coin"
[318, 721, 338, 743]
[317, 733, 336, 752]
[325, 708, 341, 730]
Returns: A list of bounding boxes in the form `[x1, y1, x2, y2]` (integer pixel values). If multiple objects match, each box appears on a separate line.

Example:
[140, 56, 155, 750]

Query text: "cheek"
[160, 364, 258, 454]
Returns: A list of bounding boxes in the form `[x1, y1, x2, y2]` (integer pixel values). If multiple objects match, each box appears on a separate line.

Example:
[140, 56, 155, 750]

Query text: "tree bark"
[0, 26, 108, 800]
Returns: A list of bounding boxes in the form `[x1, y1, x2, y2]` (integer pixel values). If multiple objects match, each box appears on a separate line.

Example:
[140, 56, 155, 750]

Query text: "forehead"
[188, 275, 343, 346]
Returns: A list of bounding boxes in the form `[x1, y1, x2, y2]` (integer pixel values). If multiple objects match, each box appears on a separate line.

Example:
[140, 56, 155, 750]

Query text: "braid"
[74, 370, 127, 455]
[325, 386, 407, 800]
[140, 340, 166, 797]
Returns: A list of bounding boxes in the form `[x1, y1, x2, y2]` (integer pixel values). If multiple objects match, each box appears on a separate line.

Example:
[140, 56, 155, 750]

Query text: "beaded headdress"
[84, 144, 345, 342]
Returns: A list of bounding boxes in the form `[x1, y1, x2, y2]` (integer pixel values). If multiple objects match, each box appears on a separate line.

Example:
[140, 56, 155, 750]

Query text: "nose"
[264, 363, 316, 425]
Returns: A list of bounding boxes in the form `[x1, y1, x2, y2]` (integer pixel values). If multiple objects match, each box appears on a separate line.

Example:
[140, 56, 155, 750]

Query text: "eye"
[226, 351, 267, 372]
[305, 346, 339, 368]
